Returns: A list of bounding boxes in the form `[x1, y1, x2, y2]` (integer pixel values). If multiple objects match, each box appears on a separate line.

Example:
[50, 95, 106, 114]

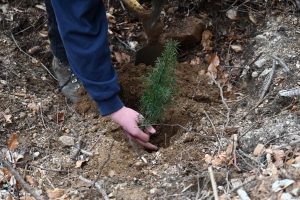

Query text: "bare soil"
[1, 0, 300, 199]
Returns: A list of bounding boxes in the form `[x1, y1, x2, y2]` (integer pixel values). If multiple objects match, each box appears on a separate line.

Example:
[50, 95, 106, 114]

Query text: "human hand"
[109, 106, 158, 150]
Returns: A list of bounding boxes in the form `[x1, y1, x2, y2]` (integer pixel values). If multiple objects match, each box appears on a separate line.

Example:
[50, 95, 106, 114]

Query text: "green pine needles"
[140, 40, 179, 127]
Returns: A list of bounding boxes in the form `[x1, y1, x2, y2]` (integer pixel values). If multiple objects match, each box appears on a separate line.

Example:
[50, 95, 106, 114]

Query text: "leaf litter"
[1, 0, 300, 199]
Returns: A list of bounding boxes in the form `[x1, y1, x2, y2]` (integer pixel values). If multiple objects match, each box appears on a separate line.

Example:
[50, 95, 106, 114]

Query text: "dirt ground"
[1, 0, 300, 199]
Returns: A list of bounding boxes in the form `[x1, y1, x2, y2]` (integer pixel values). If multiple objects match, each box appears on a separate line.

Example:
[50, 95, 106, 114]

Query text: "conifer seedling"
[139, 40, 179, 127]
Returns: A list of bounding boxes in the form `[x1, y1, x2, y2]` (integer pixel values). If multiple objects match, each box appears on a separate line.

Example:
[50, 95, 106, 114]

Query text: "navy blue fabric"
[44, 0, 68, 62]
[44, 0, 123, 115]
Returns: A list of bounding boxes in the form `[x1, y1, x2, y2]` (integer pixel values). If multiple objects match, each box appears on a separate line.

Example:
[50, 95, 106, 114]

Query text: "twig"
[248, 52, 262, 67]
[71, 136, 83, 160]
[232, 134, 241, 171]
[230, 179, 251, 200]
[0, 155, 44, 200]
[10, 32, 57, 80]
[229, 177, 256, 193]
[204, 110, 217, 133]
[271, 55, 291, 73]
[88, 132, 104, 151]
[259, 58, 276, 102]
[211, 74, 231, 126]
[208, 166, 219, 200]
[29, 163, 71, 173]
[80, 149, 93, 156]
[93, 140, 114, 184]
[79, 176, 109, 200]
[116, 37, 136, 52]
[119, 0, 126, 11]
[272, 139, 300, 150]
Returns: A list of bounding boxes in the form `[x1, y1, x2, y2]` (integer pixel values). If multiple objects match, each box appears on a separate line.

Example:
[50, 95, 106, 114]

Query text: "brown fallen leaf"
[201, 30, 213, 51]
[226, 9, 238, 20]
[114, 52, 122, 63]
[27, 102, 39, 114]
[206, 53, 219, 78]
[47, 188, 68, 200]
[106, 12, 116, 23]
[273, 150, 285, 167]
[8, 133, 19, 150]
[55, 112, 65, 122]
[1, 112, 12, 123]
[20, 193, 36, 200]
[75, 158, 89, 168]
[248, 12, 257, 24]
[253, 144, 265, 156]
[25, 175, 35, 185]
[230, 45, 243, 52]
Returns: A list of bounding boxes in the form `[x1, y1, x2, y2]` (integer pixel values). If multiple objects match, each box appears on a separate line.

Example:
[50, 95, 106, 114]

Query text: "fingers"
[135, 138, 158, 150]
[124, 130, 158, 150]
[146, 126, 156, 134]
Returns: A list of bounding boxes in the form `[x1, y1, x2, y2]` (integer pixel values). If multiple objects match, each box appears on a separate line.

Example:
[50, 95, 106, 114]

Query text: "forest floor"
[1, 0, 300, 199]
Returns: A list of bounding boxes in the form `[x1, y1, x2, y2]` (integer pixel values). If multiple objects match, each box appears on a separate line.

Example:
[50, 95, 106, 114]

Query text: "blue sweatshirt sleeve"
[50, 0, 123, 115]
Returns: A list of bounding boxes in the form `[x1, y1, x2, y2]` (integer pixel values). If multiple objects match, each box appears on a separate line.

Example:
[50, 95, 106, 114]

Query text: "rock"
[59, 136, 75, 146]
[252, 71, 258, 78]
[254, 58, 266, 68]
[161, 16, 205, 47]
[19, 112, 26, 119]
[149, 188, 157, 194]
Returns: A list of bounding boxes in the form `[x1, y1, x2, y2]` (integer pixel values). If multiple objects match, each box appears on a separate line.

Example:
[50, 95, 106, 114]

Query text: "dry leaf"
[253, 144, 265, 156]
[204, 154, 212, 164]
[248, 12, 257, 24]
[121, 52, 130, 63]
[7, 133, 19, 150]
[114, 52, 122, 63]
[230, 45, 243, 52]
[47, 188, 67, 200]
[106, 12, 116, 23]
[54, 112, 65, 122]
[1, 112, 12, 123]
[28, 46, 41, 55]
[273, 150, 285, 167]
[225, 143, 233, 156]
[75, 158, 89, 168]
[25, 175, 35, 185]
[190, 57, 201, 65]
[226, 9, 238, 20]
[206, 53, 219, 78]
[201, 30, 213, 51]
[27, 103, 39, 114]
[38, 30, 48, 37]
[272, 179, 295, 192]
[20, 193, 35, 200]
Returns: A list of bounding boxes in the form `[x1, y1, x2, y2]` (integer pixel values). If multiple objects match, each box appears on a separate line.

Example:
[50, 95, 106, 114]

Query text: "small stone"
[252, 71, 259, 78]
[0, 80, 7, 85]
[254, 58, 266, 68]
[65, 129, 70, 134]
[161, 16, 205, 46]
[149, 188, 157, 194]
[59, 136, 75, 146]
[19, 112, 26, 119]
[32, 133, 37, 138]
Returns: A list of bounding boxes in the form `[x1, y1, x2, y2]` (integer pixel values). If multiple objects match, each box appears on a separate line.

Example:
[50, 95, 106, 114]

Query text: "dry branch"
[79, 176, 109, 200]
[0, 155, 44, 200]
[208, 166, 219, 200]
[259, 58, 276, 102]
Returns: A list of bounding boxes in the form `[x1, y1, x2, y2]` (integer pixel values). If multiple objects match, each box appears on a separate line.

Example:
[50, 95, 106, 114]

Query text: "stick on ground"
[0, 155, 44, 200]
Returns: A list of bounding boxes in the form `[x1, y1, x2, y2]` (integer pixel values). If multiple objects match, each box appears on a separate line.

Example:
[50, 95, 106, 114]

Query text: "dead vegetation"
[1, 0, 300, 199]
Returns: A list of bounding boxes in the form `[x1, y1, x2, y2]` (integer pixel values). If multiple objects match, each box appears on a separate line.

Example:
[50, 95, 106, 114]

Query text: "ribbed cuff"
[96, 94, 124, 115]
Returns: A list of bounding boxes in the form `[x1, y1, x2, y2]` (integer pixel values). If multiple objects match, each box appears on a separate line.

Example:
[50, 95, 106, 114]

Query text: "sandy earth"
[1, 0, 300, 199]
